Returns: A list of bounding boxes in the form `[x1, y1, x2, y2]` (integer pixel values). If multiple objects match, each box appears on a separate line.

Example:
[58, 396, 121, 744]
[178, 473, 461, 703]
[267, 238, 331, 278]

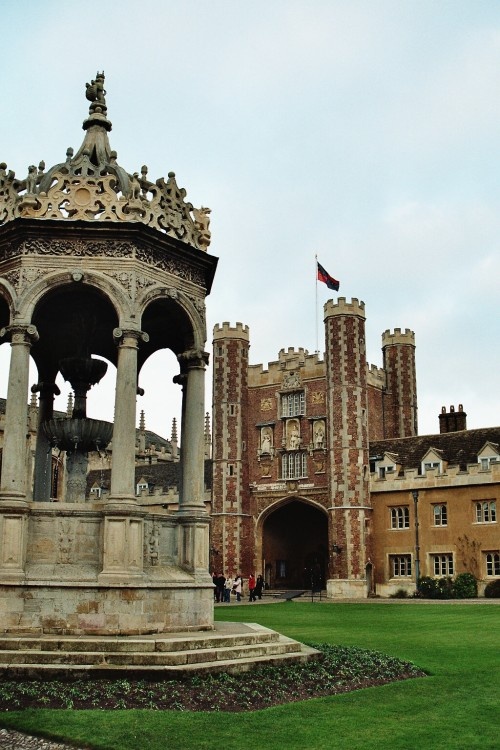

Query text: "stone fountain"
[42, 356, 113, 503]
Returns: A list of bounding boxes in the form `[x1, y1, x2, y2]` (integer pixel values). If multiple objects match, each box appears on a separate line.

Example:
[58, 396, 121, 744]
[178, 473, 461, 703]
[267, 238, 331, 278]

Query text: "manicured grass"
[0, 602, 498, 750]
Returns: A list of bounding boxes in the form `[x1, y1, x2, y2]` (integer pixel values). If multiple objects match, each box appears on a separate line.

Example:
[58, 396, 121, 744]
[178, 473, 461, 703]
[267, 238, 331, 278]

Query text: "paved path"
[0, 728, 89, 749]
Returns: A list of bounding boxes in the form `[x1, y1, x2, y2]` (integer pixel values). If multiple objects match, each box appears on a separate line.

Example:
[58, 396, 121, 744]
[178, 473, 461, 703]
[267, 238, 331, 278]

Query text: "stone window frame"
[432, 503, 448, 526]
[485, 552, 500, 577]
[422, 460, 442, 475]
[389, 554, 412, 578]
[281, 451, 307, 480]
[390, 506, 410, 529]
[280, 391, 305, 418]
[475, 500, 497, 524]
[432, 553, 454, 577]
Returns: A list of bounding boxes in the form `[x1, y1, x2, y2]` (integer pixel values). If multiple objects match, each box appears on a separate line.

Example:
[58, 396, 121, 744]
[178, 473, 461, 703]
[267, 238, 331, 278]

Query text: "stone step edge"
[0, 644, 319, 678]
[0, 638, 302, 666]
[0, 626, 280, 654]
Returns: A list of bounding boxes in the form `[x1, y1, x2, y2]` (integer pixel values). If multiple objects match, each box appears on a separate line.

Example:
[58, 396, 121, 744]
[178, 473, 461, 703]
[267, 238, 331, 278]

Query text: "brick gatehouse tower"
[211, 299, 416, 598]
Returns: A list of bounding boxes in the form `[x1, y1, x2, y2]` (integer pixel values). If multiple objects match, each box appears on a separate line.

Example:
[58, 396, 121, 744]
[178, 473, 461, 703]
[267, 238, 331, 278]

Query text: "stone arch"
[138, 287, 205, 360]
[28, 281, 120, 385]
[258, 497, 329, 590]
[138, 292, 205, 377]
[0, 295, 12, 339]
[16, 269, 131, 328]
[0, 279, 16, 323]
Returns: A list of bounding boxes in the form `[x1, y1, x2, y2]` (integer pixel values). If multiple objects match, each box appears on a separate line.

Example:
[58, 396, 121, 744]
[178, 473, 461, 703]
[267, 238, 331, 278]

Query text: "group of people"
[212, 572, 264, 603]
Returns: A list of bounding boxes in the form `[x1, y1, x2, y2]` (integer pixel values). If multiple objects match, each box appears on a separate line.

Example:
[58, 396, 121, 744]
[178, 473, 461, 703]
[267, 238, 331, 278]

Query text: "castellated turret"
[211, 323, 251, 575]
[382, 327, 417, 438]
[324, 298, 371, 598]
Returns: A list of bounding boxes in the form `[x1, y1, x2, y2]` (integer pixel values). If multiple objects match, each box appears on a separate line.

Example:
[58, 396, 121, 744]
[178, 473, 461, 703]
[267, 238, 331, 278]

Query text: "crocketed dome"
[0, 72, 211, 251]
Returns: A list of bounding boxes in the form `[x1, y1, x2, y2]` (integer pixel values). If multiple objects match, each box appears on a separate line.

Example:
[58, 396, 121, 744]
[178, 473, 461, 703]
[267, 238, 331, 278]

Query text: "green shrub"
[452, 573, 478, 599]
[418, 576, 453, 599]
[417, 576, 439, 598]
[390, 588, 408, 599]
[484, 579, 500, 598]
[437, 577, 454, 599]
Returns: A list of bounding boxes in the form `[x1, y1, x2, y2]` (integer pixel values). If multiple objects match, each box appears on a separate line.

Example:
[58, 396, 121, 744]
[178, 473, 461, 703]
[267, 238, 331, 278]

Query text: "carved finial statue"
[193, 206, 211, 250]
[25, 165, 38, 194]
[130, 172, 142, 201]
[85, 71, 107, 113]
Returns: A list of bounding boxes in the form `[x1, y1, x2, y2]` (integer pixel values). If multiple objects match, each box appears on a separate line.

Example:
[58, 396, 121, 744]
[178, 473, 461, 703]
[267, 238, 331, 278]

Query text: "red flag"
[317, 261, 339, 291]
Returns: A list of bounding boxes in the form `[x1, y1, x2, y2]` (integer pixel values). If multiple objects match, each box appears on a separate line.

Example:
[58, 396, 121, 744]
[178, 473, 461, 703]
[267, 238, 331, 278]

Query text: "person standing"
[212, 572, 218, 601]
[216, 572, 226, 603]
[255, 574, 264, 600]
[233, 574, 243, 602]
[248, 573, 256, 601]
[224, 575, 233, 603]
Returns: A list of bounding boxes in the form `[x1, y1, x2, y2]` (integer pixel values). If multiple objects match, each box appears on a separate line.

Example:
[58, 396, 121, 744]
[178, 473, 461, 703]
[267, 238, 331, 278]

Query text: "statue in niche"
[314, 420, 325, 449]
[288, 420, 300, 450]
[260, 427, 273, 454]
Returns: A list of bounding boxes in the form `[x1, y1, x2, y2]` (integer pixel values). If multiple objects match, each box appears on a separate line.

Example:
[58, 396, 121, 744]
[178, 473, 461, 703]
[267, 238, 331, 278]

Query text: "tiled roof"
[86, 458, 213, 494]
[370, 427, 500, 470]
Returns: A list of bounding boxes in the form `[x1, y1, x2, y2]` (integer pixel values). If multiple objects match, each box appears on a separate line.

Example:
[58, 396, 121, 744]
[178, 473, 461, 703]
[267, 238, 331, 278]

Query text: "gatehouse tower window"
[281, 451, 307, 479]
[281, 391, 305, 417]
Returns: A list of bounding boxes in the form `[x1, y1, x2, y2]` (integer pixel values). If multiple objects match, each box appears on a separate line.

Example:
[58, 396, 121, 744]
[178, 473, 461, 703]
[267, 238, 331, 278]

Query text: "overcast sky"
[1, 1, 499, 439]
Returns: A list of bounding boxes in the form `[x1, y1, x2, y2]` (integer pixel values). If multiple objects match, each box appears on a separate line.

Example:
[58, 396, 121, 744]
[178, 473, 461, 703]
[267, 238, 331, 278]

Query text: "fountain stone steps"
[0, 622, 319, 677]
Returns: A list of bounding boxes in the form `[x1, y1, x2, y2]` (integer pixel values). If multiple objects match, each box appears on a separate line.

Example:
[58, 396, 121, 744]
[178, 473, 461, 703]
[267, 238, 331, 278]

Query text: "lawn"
[0, 601, 498, 750]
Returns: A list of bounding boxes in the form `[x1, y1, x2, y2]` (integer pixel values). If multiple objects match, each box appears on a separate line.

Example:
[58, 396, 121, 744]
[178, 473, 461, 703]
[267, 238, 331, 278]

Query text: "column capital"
[113, 328, 149, 346]
[178, 348, 209, 369]
[0, 324, 39, 345]
[31, 381, 61, 397]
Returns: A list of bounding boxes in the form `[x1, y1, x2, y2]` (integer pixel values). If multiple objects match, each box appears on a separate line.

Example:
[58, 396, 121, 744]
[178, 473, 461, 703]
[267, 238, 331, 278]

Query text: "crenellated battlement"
[367, 363, 386, 388]
[371, 459, 500, 491]
[213, 322, 250, 341]
[248, 349, 325, 385]
[382, 328, 415, 347]
[278, 347, 308, 365]
[324, 297, 365, 319]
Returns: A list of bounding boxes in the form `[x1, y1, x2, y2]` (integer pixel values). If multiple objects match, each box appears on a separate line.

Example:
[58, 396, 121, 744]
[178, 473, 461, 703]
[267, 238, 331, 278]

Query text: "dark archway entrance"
[262, 500, 328, 590]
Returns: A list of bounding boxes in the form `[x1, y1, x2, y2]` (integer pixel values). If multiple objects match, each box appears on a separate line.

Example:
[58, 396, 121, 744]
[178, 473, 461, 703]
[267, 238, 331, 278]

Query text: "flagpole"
[315, 254, 318, 353]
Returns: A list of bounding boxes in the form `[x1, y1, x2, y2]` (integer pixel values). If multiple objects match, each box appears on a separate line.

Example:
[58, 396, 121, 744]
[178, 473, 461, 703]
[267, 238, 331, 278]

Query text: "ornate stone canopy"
[0, 72, 211, 251]
[0, 73, 217, 636]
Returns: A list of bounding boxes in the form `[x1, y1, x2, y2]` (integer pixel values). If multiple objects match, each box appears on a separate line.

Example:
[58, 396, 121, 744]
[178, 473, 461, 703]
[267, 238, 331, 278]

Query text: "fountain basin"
[42, 417, 113, 453]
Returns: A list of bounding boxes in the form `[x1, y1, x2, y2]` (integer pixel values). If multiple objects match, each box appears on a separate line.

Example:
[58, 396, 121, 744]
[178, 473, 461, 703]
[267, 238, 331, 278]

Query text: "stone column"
[0, 325, 39, 503]
[176, 349, 210, 575]
[32, 382, 60, 502]
[0, 324, 38, 580]
[99, 328, 148, 583]
[177, 349, 209, 514]
[108, 328, 148, 505]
